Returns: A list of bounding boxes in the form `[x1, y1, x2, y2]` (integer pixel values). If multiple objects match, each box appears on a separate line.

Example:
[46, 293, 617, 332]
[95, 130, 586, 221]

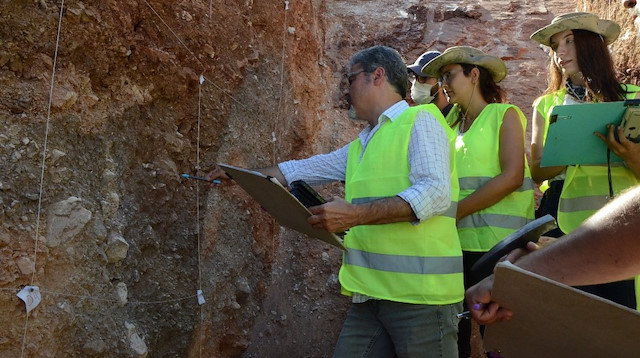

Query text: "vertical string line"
[271, 0, 290, 265]
[196, 74, 204, 358]
[21, 1, 66, 356]
[274, 1, 289, 166]
[197, 75, 203, 288]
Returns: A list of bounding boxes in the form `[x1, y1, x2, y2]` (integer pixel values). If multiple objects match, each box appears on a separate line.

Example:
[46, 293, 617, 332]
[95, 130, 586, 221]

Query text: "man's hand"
[206, 166, 234, 187]
[307, 197, 360, 233]
[503, 240, 540, 264]
[503, 235, 558, 264]
[465, 275, 514, 325]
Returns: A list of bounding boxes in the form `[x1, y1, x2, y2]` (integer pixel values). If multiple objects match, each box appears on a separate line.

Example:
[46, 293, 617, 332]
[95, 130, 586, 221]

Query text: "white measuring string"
[142, 0, 247, 110]
[2, 286, 197, 305]
[141, 2, 210, 356]
[196, 73, 205, 358]
[20, 0, 66, 356]
[273, 1, 290, 165]
[142, 0, 205, 70]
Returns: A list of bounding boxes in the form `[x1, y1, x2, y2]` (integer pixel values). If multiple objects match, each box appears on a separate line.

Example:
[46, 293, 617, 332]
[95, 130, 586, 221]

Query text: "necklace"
[566, 79, 586, 102]
[459, 110, 477, 134]
[458, 84, 477, 134]
[459, 112, 466, 134]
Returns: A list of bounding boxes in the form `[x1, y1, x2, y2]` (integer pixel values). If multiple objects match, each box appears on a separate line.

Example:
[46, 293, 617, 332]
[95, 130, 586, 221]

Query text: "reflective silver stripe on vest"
[457, 213, 530, 230]
[443, 201, 457, 219]
[459, 177, 535, 192]
[352, 197, 457, 219]
[344, 248, 463, 275]
[351, 197, 380, 205]
[560, 195, 609, 212]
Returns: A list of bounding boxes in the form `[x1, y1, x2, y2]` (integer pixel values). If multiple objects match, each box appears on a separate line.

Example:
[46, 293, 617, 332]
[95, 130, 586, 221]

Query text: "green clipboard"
[541, 101, 636, 167]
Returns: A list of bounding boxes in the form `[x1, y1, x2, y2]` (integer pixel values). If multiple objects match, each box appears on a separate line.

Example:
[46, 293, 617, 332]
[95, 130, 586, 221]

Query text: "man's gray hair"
[348, 46, 408, 99]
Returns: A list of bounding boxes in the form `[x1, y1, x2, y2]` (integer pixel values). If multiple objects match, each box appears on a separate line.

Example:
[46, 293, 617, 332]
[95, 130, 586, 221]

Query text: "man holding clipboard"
[207, 46, 464, 358]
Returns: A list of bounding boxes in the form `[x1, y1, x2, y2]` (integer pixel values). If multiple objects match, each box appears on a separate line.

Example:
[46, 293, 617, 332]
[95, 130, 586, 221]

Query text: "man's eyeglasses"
[346, 70, 367, 86]
[438, 69, 464, 85]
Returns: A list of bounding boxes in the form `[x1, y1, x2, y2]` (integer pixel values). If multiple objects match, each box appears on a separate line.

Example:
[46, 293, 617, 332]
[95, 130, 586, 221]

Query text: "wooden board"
[484, 262, 640, 357]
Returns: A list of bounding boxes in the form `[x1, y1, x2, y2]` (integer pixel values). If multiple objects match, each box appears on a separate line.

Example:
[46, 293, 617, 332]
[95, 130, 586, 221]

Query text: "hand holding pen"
[182, 166, 233, 187]
[465, 275, 513, 325]
[181, 173, 222, 184]
[205, 166, 234, 186]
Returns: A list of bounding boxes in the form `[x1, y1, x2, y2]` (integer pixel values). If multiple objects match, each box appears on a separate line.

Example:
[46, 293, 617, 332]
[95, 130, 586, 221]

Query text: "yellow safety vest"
[636, 277, 640, 311]
[340, 104, 464, 304]
[534, 85, 640, 233]
[449, 103, 535, 252]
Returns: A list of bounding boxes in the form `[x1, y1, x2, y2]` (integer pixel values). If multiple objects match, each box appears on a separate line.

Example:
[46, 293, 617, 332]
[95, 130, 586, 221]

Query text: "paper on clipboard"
[540, 101, 628, 167]
[483, 262, 640, 358]
[218, 163, 346, 250]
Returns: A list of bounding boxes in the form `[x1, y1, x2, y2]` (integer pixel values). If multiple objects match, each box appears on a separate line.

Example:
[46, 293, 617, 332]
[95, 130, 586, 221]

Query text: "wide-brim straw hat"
[530, 12, 620, 46]
[421, 46, 507, 83]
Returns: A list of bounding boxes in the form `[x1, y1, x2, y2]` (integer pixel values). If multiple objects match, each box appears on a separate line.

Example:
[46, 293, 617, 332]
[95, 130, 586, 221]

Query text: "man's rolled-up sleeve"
[397, 110, 452, 222]
[277, 144, 349, 186]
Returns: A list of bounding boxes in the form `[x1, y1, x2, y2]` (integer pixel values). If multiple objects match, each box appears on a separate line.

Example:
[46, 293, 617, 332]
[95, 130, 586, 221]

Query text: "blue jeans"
[333, 300, 463, 358]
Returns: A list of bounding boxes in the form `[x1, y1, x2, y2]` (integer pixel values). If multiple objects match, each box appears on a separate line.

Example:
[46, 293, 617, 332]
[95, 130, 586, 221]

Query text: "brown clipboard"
[484, 262, 640, 357]
[218, 163, 346, 250]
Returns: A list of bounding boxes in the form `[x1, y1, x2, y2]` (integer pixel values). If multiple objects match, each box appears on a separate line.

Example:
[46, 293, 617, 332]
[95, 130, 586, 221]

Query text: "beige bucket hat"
[530, 12, 620, 46]
[421, 46, 507, 83]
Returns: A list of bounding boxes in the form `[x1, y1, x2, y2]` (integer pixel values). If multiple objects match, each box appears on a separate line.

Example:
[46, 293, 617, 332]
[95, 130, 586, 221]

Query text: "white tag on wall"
[17, 286, 42, 313]
[197, 289, 205, 305]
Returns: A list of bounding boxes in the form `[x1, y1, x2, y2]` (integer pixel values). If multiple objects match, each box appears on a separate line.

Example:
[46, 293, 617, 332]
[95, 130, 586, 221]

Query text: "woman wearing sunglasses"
[423, 46, 535, 358]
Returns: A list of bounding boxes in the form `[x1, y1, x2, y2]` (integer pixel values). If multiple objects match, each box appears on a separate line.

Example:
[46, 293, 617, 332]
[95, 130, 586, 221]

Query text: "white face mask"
[410, 80, 435, 104]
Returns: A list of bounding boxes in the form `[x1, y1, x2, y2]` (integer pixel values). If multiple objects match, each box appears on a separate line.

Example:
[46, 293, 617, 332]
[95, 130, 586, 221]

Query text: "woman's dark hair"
[450, 63, 506, 128]
[544, 29, 628, 102]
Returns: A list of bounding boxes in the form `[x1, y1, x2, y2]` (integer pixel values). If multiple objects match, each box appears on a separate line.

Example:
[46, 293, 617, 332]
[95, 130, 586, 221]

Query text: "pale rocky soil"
[0, 0, 638, 357]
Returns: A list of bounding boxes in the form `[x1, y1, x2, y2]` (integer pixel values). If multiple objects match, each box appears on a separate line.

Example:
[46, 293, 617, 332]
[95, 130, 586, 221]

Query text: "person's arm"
[206, 165, 286, 186]
[456, 108, 526, 221]
[308, 110, 451, 232]
[594, 124, 640, 180]
[307, 195, 417, 233]
[530, 108, 566, 183]
[206, 144, 350, 188]
[517, 185, 640, 285]
[277, 145, 349, 185]
[397, 109, 451, 221]
[466, 185, 640, 324]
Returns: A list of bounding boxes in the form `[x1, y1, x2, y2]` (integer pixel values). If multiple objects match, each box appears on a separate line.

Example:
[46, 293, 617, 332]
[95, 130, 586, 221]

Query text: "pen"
[457, 303, 485, 319]
[181, 173, 221, 184]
